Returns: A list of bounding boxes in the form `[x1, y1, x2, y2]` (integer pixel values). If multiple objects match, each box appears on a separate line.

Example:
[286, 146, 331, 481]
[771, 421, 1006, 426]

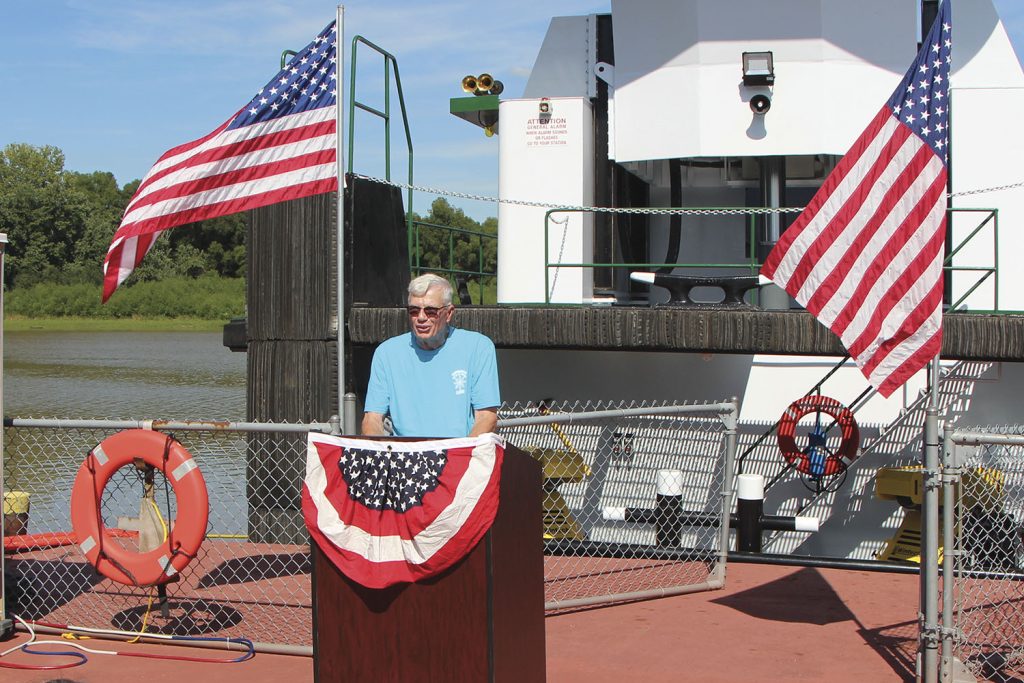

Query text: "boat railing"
[540, 206, 1001, 311]
[347, 35, 415, 266]
[410, 219, 497, 304]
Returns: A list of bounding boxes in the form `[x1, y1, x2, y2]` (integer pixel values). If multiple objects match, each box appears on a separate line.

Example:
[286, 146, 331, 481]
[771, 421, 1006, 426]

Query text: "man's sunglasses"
[406, 305, 449, 319]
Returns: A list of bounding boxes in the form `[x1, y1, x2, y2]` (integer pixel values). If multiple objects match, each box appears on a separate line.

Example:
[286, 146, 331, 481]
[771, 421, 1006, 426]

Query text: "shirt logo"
[451, 369, 468, 395]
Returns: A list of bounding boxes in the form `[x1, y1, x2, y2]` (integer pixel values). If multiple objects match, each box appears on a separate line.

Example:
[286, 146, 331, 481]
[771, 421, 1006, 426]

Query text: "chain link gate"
[2, 401, 737, 651]
[500, 399, 738, 611]
[942, 428, 1024, 683]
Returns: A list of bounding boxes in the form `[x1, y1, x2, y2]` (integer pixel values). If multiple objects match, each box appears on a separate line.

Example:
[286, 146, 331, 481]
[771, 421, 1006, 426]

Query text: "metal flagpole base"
[946, 656, 978, 683]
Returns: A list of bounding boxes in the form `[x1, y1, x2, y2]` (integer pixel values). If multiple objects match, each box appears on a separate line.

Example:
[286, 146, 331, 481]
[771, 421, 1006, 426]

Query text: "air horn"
[461, 73, 504, 96]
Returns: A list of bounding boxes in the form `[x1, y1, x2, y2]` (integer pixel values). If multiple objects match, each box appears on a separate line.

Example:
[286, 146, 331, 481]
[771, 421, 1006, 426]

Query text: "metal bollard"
[736, 474, 765, 552]
[655, 469, 684, 547]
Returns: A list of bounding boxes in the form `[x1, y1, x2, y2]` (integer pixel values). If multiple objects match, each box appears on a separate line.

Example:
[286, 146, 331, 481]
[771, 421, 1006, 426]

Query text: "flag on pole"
[761, 2, 952, 397]
[302, 433, 505, 589]
[102, 21, 338, 302]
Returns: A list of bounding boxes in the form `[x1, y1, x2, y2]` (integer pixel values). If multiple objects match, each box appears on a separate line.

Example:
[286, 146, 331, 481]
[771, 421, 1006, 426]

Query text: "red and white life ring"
[777, 395, 860, 477]
[70, 429, 208, 586]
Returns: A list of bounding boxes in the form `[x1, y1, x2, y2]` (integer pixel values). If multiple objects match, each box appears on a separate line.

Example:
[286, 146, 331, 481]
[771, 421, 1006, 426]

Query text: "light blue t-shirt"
[364, 328, 500, 437]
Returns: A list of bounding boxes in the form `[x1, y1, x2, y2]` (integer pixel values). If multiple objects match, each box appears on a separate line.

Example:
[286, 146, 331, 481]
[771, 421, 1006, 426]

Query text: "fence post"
[714, 399, 739, 585]
[343, 393, 358, 435]
[940, 422, 955, 681]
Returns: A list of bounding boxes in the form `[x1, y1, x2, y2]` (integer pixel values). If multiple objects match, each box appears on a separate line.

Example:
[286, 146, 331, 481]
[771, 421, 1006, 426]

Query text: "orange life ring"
[777, 395, 859, 477]
[70, 429, 208, 586]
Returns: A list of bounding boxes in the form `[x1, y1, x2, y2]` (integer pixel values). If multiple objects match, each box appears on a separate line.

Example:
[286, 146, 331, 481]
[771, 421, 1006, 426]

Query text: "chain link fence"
[942, 427, 1024, 683]
[1, 419, 326, 654]
[2, 401, 737, 650]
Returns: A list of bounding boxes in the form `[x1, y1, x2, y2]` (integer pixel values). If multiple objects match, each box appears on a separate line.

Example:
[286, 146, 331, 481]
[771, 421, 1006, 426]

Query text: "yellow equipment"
[875, 465, 1005, 563]
[526, 446, 591, 540]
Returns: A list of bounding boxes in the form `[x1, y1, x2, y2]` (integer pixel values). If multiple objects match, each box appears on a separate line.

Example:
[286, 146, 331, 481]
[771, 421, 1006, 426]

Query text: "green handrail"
[411, 220, 497, 303]
[543, 207, 762, 304]
[540, 206, 1000, 310]
[348, 35, 415, 266]
[944, 207, 998, 312]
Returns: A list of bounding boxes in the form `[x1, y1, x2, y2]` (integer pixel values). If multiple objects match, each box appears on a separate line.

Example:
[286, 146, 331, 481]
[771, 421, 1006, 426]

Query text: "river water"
[4, 330, 246, 420]
[4, 330, 250, 535]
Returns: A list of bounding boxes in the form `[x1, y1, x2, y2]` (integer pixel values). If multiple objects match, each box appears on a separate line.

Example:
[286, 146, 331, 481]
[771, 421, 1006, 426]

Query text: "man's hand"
[361, 412, 387, 436]
[468, 407, 498, 436]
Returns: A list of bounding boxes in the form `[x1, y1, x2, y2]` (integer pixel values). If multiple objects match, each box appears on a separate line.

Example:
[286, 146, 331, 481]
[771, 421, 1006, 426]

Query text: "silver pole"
[921, 355, 941, 683]
[0, 235, 8, 631]
[22, 622, 312, 657]
[343, 392, 358, 434]
[940, 421, 955, 679]
[335, 4, 347, 423]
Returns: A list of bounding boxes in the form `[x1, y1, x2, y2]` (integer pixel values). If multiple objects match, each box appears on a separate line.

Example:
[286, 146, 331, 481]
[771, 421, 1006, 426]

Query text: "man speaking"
[361, 273, 500, 437]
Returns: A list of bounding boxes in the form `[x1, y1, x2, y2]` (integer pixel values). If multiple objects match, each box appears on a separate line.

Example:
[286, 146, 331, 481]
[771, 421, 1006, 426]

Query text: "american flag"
[761, 2, 952, 397]
[102, 21, 338, 302]
[302, 433, 504, 589]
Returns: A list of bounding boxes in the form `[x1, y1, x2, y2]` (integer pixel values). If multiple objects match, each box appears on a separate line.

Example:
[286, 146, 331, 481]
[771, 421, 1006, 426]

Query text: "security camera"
[749, 94, 771, 115]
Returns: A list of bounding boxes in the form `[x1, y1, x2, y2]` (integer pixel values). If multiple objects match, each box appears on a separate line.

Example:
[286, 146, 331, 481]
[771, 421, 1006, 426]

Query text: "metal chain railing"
[352, 172, 805, 215]
[352, 172, 1024, 214]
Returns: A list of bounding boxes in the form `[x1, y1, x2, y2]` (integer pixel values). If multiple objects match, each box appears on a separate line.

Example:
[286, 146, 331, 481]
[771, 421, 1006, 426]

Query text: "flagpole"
[335, 4, 351, 433]
[921, 354, 941, 683]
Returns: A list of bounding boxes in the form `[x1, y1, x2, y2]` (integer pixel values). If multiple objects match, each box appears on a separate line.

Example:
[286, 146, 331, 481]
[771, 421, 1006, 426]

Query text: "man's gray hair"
[408, 273, 453, 305]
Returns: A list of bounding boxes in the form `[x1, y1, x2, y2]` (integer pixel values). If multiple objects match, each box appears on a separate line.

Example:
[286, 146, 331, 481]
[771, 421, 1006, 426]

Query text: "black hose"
[656, 159, 682, 274]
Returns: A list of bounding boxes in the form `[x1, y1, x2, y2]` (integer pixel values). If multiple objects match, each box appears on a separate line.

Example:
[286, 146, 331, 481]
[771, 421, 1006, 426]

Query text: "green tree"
[168, 213, 247, 278]
[0, 142, 249, 297]
[65, 170, 125, 284]
[0, 144, 88, 287]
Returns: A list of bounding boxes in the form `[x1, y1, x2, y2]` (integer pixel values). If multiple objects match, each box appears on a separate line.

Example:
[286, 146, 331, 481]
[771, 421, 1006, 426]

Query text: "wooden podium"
[312, 442, 546, 682]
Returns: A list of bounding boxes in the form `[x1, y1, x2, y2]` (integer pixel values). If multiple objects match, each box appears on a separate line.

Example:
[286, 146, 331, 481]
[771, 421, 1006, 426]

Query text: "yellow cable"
[127, 497, 168, 644]
[149, 497, 169, 540]
[61, 632, 91, 640]
[126, 591, 156, 644]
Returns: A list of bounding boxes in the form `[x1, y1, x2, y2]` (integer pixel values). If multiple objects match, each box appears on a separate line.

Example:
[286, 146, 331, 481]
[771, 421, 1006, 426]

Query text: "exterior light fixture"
[742, 51, 775, 86]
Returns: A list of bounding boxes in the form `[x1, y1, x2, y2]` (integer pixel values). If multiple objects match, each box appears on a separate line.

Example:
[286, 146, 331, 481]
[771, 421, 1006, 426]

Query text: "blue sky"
[2, 1, 1022, 221]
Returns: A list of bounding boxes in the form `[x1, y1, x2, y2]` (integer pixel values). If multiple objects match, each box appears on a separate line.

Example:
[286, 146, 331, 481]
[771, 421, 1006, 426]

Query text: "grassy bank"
[4, 275, 244, 330]
[4, 316, 228, 332]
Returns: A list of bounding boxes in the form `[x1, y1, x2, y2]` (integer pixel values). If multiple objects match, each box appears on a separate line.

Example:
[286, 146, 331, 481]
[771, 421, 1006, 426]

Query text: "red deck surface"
[1, 562, 922, 682]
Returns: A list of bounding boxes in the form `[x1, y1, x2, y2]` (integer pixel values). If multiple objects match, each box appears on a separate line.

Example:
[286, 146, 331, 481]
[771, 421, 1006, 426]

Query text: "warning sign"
[525, 117, 568, 147]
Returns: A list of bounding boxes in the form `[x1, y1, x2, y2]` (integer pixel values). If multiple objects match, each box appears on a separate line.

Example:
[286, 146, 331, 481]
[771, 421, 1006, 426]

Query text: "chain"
[949, 179, 1024, 197]
[548, 213, 571, 299]
[353, 172, 1024, 214]
[351, 173, 802, 215]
